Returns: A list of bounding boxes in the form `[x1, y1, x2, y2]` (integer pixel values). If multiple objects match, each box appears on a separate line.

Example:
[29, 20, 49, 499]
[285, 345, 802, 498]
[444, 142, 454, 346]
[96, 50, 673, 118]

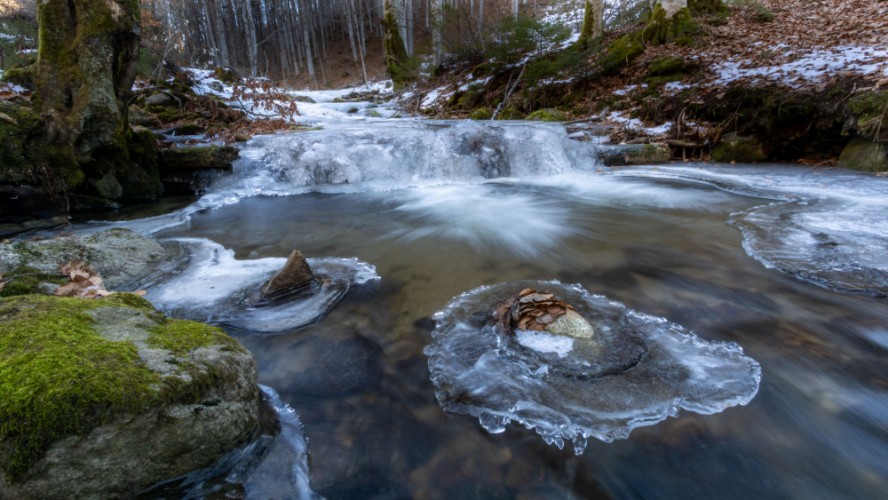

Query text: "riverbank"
[400, 1, 886, 164]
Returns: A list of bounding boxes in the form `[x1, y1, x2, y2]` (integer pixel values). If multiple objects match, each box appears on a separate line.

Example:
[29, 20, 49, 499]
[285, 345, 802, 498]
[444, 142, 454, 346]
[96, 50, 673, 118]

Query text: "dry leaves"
[54, 261, 111, 298]
[495, 288, 576, 334]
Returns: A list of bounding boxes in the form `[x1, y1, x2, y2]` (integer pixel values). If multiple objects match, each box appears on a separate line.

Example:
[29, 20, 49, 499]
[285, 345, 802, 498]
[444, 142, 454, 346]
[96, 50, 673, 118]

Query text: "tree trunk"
[34, 0, 160, 202]
[650, 0, 688, 18]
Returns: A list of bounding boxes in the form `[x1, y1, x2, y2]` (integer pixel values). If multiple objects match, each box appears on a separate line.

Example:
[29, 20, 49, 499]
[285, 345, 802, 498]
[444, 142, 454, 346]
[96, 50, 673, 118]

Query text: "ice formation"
[144, 237, 379, 333]
[425, 281, 761, 453]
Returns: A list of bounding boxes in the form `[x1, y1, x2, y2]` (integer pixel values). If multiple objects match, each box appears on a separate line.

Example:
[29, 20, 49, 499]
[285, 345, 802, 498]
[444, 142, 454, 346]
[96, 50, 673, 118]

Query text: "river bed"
[83, 100, 888, 499]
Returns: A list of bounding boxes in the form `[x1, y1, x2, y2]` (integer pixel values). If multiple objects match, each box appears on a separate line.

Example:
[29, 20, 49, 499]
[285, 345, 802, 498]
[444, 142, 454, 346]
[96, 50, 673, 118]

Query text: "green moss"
[643, 6, 699, 45]
[849, 90, 888, 142]
[149, 319, 243, 357]
[0, 293, 242, 481]
[468, 107, 493, 120]
[1, 65, 35, 89]
[577, 0, 596, 47]
[838, 138, 888, 172]
[527, 108, 568, 122]
[382, 0, 415, 90]
[0, 267, 66, 298]
[648, 56, 686, 76]
[0, 103, 41, 181]
[600, 33, 645, 75]
[712, 133, 767, 162]
[497, 107, 525, 120]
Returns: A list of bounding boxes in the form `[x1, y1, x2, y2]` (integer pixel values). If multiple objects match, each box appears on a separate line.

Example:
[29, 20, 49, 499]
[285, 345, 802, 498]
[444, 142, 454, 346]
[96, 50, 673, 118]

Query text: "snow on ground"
[183, 68, 398, 123]
[713, 46, 888, 87]
[606, 111, 671, 136]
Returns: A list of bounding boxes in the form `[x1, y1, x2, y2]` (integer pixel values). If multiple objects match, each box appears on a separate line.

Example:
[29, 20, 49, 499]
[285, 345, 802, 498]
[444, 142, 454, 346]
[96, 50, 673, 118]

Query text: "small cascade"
[219, 120, 612, 196]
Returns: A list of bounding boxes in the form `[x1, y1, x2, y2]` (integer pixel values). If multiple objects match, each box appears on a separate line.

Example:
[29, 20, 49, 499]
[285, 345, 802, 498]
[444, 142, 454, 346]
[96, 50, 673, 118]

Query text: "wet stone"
[258, 249, 319, 304]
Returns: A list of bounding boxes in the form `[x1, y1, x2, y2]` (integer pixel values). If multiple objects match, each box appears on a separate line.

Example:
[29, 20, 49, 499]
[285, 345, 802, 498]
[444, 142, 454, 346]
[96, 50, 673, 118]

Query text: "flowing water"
[84, 98, 888, 499]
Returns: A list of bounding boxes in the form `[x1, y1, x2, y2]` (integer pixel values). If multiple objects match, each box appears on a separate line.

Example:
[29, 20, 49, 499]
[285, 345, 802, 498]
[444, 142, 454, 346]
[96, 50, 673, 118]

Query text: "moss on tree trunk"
[382, 0, 414, 90]
[31, 0, 160, 203]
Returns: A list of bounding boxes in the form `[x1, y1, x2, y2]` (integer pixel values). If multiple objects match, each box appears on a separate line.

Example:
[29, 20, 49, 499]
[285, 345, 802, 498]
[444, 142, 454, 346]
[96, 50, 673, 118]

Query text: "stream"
[85, 92, 888, 499]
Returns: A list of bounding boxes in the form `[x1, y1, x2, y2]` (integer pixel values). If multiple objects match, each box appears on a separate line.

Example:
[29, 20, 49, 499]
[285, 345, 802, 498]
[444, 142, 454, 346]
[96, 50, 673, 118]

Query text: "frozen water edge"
[613, 165, 888, 297]
[425, 281, 761, 454]
[143, 237, 380, 333]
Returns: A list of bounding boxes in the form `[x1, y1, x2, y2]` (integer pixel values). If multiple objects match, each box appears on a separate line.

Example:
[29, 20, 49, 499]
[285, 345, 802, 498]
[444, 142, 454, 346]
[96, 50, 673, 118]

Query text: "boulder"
[711, 132, 767, 163]
[0, 293, 260, 499]
[838, 138, 888, 172]
[0, 228, 166, 290]
[259, 249, 318, 304]
[599, 142, 672, 166]
[527, 108, 568, 122]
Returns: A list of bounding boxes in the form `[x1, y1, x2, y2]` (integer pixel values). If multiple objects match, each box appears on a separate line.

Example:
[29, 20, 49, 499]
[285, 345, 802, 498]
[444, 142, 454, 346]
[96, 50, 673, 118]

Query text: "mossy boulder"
[0, 293, 259, 498]
[837, 139, 888, 172]
[599, 142, 672, 166]
[848, 90, 888, 142]
[497, 106, 526, 120]
[469, 107, 493, 120]
[0, 228, 166, 291]
[600, 33, 645, 75]
[527, 108, 568, 122]
[712, 133, 767, 162]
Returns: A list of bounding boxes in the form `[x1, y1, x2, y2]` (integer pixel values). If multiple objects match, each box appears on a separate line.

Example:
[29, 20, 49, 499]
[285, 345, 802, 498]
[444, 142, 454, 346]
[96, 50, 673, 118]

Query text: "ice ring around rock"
[424, 280, 762, 454]
[144, 238, 380, 333]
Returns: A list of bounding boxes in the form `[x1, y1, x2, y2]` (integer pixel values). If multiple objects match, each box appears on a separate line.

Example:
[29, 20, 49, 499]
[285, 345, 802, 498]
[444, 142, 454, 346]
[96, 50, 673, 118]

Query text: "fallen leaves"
[495, 288, 576, 334]
[55, 261, 111, 298]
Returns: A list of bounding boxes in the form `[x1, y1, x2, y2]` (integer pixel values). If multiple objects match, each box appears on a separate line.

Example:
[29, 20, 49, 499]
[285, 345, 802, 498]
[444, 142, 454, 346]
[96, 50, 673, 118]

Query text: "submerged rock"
[0, 294, 260, 499]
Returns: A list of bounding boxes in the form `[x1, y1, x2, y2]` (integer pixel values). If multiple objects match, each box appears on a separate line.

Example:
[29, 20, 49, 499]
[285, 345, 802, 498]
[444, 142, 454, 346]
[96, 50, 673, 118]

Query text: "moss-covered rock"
[469, 107, 493, 120]
[497, 106, 526, 120]
[648, 56, 687, 77]
[0, 293, 259, 497]
[600, 33, 645, 75]
[848, 90, 888, 142]
[837, 139, 888, 172]
[599, 142, 672, 166]
[527, 108, 568, 122]
[712, 133, 767, 162]
[0, 228, 167, 290]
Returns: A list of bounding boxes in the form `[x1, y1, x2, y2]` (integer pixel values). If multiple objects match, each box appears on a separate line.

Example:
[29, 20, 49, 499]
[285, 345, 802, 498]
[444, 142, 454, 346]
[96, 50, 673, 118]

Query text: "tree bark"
[34, 0, 159, 202]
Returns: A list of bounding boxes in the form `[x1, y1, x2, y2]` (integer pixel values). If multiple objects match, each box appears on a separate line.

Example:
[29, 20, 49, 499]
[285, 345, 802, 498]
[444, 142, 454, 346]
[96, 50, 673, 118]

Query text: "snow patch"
[713, 46, 888, 86]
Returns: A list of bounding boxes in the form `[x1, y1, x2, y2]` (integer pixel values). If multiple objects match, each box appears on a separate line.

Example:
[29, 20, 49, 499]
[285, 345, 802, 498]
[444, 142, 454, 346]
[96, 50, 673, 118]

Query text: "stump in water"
[258, 250, 319, 304]
[495, 288, 595, 339]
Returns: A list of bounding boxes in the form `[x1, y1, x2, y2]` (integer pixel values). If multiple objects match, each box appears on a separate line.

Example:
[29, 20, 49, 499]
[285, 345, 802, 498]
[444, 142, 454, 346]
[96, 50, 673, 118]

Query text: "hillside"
[409, 0, 888, 163]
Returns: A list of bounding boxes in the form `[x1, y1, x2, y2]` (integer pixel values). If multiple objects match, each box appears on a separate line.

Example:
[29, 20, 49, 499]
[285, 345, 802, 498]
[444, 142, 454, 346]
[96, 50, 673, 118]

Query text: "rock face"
[0, 228, 166, 290]
[0, 293, 260, 499]
[258, 249, 318, 304]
